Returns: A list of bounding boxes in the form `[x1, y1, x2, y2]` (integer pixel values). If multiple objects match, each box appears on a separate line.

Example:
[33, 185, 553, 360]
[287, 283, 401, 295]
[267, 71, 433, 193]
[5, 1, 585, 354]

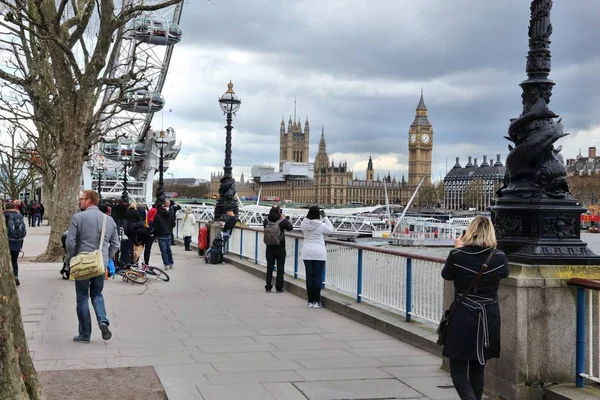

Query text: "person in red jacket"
[143, 204, 158, 265]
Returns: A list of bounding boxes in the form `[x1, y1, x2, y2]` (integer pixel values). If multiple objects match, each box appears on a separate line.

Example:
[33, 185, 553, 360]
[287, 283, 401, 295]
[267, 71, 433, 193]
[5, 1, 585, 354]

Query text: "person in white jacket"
[300, 205, 334, 308]
[181, 207, 197, 251]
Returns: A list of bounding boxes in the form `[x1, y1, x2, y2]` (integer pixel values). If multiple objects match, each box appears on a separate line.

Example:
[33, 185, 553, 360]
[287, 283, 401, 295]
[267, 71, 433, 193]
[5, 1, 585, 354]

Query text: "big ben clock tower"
[408, 90, 433, 186]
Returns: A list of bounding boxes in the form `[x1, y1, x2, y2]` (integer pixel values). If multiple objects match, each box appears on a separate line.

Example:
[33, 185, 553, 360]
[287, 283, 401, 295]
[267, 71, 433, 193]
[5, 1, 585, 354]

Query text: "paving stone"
[154, 363, 214, 387]
[198, 343, 278, 354]
[191, 351, 279, 364]
[382, 365, 450, 378]
[347, 346, 431, 358]
[399, 376, 460, 399]
[296, 356, 384, 369]
[54, 358, 108, 370]
[162, 384, 203, 400]
[252, 334, 328, 344]
[375, 355, 443, 367]
[273, 340, 350, 351]
[105, 354, 197, 368]
[181, 335, 259, 346]
[296, 367, 393, 381]
[205, 370, 304, 385]
[271, 349, 355, 361]
[210, 359, 304, 373]
[198, 383, 276, 400]
[262, 382, 308, 400]
[294, 378, 423, 399]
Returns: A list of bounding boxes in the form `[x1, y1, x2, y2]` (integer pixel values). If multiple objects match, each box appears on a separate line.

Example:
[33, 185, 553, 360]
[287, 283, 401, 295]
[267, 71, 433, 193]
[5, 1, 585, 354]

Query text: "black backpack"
[263, 220, 283, 246]
[205, 247, 223, 264]
[7, 214, 26, 241]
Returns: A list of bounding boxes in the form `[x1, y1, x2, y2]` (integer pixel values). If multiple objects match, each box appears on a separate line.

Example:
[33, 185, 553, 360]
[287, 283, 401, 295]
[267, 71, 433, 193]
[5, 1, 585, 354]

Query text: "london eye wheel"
[85, 0, 184, 203]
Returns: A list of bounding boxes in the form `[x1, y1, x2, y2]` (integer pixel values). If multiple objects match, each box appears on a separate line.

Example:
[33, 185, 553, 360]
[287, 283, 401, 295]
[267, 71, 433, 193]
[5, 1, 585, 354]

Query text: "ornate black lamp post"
[214, 80, 241, 221]
[121, 157, 130, 204]
[491, 0, 599, 264]
[96, 166, 104, 200]
[155, 133, 168, 204]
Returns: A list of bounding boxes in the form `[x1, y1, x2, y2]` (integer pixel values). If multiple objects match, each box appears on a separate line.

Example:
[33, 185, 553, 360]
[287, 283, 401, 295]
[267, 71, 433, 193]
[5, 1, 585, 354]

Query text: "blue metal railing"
[568, 278, 600, 388]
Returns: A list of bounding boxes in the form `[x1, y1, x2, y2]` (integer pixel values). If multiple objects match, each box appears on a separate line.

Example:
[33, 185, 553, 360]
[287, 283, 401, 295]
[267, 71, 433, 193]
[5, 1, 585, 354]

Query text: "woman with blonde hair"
[181, 206, 197, 251]
[441, 216, 509, 400]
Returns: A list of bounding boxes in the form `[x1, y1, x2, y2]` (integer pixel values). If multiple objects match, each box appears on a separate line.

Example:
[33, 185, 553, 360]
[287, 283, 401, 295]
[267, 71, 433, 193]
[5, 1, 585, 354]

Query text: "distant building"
[162, 178, 207, 186]
[210, 92, 434, 206]
[567, 147, 600, 177]
[443, 155, 505, 211]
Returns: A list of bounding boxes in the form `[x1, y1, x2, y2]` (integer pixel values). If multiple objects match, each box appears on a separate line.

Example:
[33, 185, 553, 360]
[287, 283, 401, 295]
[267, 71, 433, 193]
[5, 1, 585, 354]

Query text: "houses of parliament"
[210, 92, 433, 206]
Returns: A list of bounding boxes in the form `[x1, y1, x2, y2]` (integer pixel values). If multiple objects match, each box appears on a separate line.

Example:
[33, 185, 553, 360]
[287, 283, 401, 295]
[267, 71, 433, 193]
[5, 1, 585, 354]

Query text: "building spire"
[417, 88, 427, 110]
[293, 97, 297, 123]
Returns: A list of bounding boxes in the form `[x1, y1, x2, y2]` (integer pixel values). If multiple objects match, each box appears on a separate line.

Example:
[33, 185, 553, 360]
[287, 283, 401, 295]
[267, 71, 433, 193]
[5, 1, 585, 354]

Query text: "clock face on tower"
[421, 134, 430, 144]
[410, 134, 417, 144]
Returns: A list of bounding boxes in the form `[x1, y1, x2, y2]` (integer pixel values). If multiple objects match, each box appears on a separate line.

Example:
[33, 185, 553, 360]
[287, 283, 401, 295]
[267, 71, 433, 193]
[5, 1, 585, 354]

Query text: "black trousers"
[304, 260, 325, 303]
[183, 236, 192, 250]
[449, 359, 486, 400]
[265, 247, 286, 291]
[144, 235, 154, 265]
[10, 250, 19, 279]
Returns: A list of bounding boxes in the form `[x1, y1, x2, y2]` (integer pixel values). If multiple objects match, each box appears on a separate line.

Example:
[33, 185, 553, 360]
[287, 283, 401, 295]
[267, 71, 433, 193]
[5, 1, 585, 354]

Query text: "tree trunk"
[36, 145, 82, 262]
[0, 213, 45, 399]
[40, 174, 56, 227]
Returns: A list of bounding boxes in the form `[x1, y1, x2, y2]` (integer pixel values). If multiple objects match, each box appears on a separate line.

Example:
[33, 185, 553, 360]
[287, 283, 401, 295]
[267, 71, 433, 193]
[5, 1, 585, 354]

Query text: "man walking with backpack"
[263, 205, 293, 292]
[4, 201, 26, 287]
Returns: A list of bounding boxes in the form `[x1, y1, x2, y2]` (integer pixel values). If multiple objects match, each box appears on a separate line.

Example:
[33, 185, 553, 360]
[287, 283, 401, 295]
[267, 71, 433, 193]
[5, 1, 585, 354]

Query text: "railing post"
[406, 257, 412, 322]
[255, 231, 259, 264]
[294, 238, 299, 279]
[321, 262, 326, 289]
[357, 249, 363, 303]
[576, 287, 586, 388]
[239, 229, 243, 260]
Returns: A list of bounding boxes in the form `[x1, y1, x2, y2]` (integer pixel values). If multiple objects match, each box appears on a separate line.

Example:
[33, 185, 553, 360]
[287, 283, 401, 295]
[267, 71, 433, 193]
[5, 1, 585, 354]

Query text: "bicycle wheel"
[125, 270, 147, 284]
[146, 266, 170, 282]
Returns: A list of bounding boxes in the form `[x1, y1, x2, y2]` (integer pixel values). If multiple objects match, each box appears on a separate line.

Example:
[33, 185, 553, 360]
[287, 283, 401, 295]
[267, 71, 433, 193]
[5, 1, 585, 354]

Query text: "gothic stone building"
[210, 92, 434, 206]
[443, 155, 505, 211]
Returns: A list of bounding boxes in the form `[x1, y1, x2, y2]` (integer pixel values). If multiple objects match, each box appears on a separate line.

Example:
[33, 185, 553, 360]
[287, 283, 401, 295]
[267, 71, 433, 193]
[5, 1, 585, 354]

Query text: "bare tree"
[0, 211, 43, 399]
[0, 0, 183, 262]
[0, 125, 35, 199]
[0, 1, 183, 397]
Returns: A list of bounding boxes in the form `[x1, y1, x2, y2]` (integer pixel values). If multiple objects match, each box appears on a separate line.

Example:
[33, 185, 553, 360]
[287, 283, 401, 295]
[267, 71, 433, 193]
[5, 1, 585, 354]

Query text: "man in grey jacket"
[66, 190, 119, 343]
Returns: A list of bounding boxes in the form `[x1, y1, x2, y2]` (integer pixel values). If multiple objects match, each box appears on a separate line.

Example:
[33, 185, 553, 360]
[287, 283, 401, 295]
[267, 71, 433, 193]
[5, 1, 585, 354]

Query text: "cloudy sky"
[158, 0, 600, 182]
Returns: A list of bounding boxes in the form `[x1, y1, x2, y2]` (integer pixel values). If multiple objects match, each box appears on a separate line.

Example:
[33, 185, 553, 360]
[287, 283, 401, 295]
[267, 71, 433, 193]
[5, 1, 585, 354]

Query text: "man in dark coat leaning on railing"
[262, 205, 294, 293]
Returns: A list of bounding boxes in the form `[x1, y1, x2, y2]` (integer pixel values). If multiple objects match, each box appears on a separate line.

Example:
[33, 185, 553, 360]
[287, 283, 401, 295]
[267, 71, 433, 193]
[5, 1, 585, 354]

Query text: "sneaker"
[164, 265, 170, 270]
[169, 265, 174, 269]
[276, 289, 284, 293]
[15, 278, 20, 287]
[73, 336, 90, 343]
[307, 303, 314, 308]
[313, 303, 323, 309]
[99, 323, 112, 341]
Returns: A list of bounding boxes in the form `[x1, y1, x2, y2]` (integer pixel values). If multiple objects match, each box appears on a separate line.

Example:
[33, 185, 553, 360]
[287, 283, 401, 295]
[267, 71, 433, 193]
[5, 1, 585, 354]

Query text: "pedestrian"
[4, 201, 26, 287]
[167, 200, 181, 245]
[31, 200, 42, 227]
[143, 203, 158, 265]
[65, 190, 119, 343]
[441, 216, 509, 400]
[26, 200, 33, 227]
[153, 201, 175, 270]
[39, 202, 45, 225]
[220, 210, 238, 251]
[300, 206, 333, 308]
[263, 205, 293, 292]
[181, 206, 197, 251]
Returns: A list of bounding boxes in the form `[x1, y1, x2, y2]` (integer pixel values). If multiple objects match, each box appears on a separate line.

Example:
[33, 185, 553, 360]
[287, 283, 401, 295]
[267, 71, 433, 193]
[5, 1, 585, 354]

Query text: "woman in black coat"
[441, 216, 509, 400]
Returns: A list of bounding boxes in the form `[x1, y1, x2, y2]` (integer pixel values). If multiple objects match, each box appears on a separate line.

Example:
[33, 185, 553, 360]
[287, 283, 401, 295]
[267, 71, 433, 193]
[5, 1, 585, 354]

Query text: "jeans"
[449, 359, 486, 400]
[265, 247, 286, 291]
[158, 235, 174, 266]
[10, 250, 19, 279]
[304, 260, 325, 303]
[75, 275, 109, 339]
[33, 214, 41, 226]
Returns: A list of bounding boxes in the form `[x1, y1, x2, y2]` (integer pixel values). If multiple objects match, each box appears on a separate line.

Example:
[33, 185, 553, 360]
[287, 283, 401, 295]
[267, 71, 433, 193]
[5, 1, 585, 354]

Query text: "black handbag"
[436, 250, 495, 345]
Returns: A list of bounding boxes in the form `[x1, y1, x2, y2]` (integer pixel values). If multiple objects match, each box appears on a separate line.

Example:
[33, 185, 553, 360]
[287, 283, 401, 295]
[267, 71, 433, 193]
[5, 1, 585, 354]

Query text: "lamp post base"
[491, 197, 600, 265]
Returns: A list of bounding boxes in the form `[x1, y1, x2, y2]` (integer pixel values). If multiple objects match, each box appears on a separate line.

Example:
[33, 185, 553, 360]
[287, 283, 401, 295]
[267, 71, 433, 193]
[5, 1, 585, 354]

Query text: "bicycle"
[115, 260, 170, 284]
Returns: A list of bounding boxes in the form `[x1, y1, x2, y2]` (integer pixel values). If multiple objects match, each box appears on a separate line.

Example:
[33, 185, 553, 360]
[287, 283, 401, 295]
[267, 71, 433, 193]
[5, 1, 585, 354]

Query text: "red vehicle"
[262, 196, 280, 202]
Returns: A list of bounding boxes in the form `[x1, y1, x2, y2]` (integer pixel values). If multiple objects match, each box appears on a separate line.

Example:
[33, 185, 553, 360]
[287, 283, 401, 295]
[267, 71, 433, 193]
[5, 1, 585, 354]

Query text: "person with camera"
[300, 206, 333, 308]
[262, 205, 293, 292]
[441, 216, 509, 400]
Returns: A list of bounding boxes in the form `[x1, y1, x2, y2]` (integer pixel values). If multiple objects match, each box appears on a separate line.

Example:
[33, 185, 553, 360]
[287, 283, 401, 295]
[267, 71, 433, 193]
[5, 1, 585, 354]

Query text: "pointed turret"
[287, 115, 292, 133]
[304, 116, 310, 136]
[417, 88, 427, 111]
[280, 117, 285, 135]
[366, 156, 374, 182]
[314, 126, 329, 171]
[412, 89, 431, 124]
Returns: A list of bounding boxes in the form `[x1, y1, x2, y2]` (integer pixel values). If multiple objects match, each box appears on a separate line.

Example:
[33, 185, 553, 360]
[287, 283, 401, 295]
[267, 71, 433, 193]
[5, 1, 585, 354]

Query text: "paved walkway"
[18, 226, 458, 400]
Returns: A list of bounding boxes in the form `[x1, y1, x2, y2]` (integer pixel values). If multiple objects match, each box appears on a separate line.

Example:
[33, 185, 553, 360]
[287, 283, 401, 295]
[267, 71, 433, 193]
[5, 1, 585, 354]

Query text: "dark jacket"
[153, 208, 175, 237]
[4, 210, 25, 252]
[222, 214, 239, 234]
[137, 206, 146, 222]
[262, 210, 294, 249]
[124, 208, 143, 238]
[441, 246, 509, 362]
